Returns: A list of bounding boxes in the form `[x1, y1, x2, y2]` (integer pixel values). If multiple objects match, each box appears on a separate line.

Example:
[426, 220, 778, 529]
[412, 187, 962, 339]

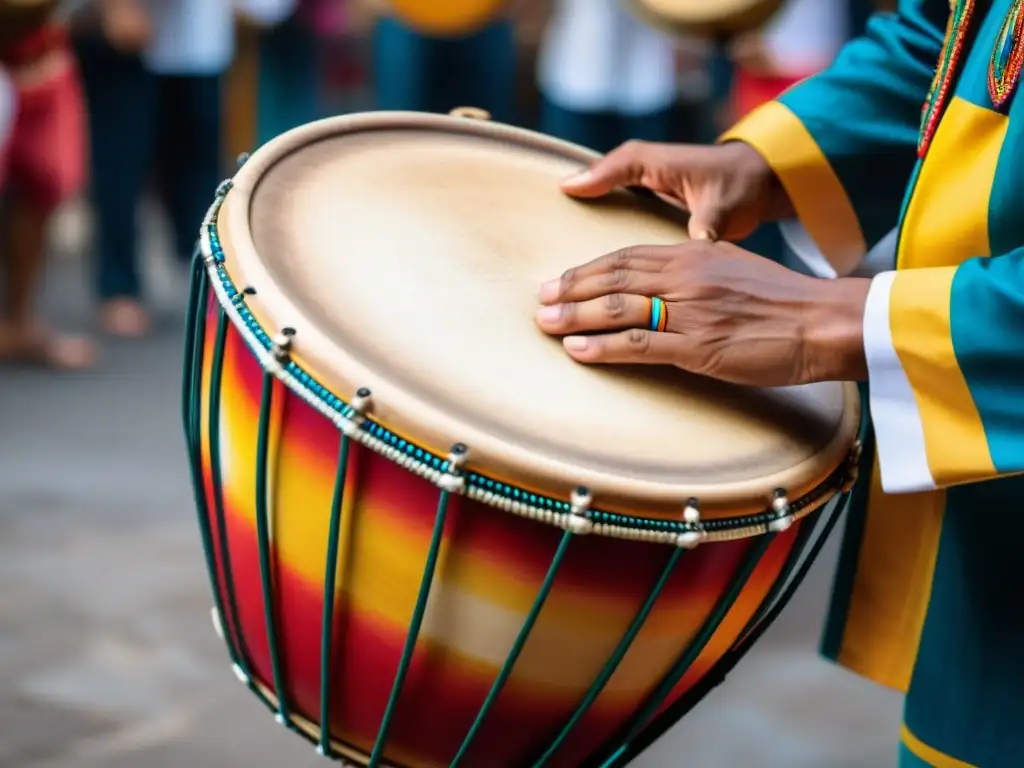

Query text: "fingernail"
[539, 279, 562, 302]
[537, 305, 562, 324]
[561, 170, 592, 187]
[564, 336, 589, 352]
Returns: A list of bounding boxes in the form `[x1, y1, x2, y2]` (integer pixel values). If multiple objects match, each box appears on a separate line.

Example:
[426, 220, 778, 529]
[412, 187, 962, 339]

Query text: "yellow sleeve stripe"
[901, 724, 978, 768]
[720, 101, 867, 276]
[890, 268, 995, 486]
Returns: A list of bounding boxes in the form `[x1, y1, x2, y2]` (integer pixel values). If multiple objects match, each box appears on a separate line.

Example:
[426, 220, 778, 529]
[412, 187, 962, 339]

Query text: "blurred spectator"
[370, 1, 517, 122]
[73, 0, 293, 339]
[0, 67, 12, 144]
[256, 0, 331, 145]
[729, 0, 851, 119]
[536, 0, 679, 153]
[0, 0, 93, 369]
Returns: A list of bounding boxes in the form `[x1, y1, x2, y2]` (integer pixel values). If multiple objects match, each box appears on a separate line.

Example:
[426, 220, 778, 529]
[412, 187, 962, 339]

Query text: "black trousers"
[75, 36, 222, 300]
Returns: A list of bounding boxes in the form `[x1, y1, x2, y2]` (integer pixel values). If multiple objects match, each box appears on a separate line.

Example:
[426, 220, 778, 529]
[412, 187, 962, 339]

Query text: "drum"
[624, 0, 783, 37]
[384, 0, 509, 36]
[183, 110, 864, 768]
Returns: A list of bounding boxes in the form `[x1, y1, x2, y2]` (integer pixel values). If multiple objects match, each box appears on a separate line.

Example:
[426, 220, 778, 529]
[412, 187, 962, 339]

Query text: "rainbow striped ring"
[649, 297, 668, 333]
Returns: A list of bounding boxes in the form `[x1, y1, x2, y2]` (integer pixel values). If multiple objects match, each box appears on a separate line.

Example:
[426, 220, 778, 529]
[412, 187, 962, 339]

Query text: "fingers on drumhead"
[560, 140, 652, 197]
[562, 328, 678, 364]
[536, 294, 651, 334]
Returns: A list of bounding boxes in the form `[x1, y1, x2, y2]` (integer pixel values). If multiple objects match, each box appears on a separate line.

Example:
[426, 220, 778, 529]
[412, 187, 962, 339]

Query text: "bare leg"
[0, 195, 94, 369]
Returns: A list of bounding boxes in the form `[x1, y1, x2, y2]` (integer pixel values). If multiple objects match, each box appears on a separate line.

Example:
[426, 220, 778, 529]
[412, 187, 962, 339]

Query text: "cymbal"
[625, 0, 784, 37]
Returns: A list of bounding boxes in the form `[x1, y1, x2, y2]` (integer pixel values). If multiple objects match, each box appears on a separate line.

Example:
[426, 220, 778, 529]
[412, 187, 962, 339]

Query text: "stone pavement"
[0, 204, 901, 767]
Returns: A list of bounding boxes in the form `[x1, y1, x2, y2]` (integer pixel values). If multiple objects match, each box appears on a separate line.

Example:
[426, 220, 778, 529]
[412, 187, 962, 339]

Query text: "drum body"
[624, 0, 783, 37]
[384, 0, 508, 36]
[183, 112, 862, 768]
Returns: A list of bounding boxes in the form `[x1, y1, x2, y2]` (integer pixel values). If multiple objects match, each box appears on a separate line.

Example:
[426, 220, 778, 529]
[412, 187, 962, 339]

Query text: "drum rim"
[207, 110, 861, 537]
[623, 0, 784, 36]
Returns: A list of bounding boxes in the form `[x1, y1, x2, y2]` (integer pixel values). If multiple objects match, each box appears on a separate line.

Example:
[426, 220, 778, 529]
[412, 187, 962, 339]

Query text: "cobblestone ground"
[0, 203, 901, 767]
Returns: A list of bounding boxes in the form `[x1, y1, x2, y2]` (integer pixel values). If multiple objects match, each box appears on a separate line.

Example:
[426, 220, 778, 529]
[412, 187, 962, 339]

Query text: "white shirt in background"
[0, 68, 14, 149]
[537, 0, 678, 116]
[140, 0, 296, 76]
[761, 0, 848, 76]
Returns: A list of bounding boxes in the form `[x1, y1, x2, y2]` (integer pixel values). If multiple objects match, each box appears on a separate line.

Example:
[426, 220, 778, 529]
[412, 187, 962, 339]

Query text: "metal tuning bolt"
[439, 443, 469, 493]
[449, 106, 492, 121]
[768, 489, 794, 533]
[567, 486, 595, 535]
[676, 497, 706, 549]
[233, 286, 255, 308]
[271, 327, 296, 363]
[340, 387, 372, 436]
[236, 152, 251, 168]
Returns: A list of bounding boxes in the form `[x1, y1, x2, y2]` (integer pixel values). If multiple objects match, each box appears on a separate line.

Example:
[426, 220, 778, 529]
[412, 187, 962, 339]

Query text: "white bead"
[768, 515, 794, 533]
[439, 474, 465, 493]
[275, 713, 287, 726]
[567, 513, 593, 535]
[676, 530, 705, 549]
[232, 664, 249, 684]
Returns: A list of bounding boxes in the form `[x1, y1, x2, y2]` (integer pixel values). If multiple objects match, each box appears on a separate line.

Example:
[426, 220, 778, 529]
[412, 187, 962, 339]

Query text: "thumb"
[687, 203, 725, 242]
[560, 142, 649, 199]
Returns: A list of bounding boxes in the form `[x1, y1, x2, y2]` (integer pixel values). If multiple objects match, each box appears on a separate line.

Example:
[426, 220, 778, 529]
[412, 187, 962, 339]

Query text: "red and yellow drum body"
[182, 114, 863, 768]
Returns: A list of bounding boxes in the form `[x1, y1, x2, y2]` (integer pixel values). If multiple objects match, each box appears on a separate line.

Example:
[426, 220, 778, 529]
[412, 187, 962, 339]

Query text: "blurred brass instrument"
[382, 0, 511, 36]
[625, 0, 783, 37]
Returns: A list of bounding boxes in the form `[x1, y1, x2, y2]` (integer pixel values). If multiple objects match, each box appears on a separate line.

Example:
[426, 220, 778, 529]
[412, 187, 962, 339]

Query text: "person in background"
[536, 0, 679, 153]
[729, 0, 852, 120]
[0, 0, 93, 369]
[256, 0, 327, 145]
[370, 1, 518, 123]
[0, 66, 12, 145]
[74, 0, 293, 339]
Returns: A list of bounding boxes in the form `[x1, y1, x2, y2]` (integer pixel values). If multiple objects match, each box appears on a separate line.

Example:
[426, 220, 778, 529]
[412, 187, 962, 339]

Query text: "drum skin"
[196, 300, 808, 768]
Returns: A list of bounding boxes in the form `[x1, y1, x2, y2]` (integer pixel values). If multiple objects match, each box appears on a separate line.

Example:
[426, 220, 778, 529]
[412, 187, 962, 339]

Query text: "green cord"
[597, 535, 775, 767]
[317, 434, 351, 756]
[255, 372, 291, 724]
[208, 309, 251, 677]
[450, 529, 575, 767]
[531, 546, 686, 767]
[367, 488, 453, 768]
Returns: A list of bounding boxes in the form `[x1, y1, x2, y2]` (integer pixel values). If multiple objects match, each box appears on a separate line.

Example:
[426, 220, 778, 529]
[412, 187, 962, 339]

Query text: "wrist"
[801, 277, 870, 383]
[718, 140, 795, 221]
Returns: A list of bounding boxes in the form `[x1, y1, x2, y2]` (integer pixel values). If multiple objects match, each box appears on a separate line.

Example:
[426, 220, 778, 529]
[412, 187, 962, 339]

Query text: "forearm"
[721, 0, 948, 275]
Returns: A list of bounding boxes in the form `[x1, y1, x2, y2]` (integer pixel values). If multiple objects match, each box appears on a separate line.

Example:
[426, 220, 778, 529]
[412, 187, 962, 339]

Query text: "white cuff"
[863, 272, 935, 494]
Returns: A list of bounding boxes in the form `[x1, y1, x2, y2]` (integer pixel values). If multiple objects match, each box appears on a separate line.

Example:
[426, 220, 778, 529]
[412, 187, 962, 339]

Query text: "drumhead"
[218, 112, 858, 516]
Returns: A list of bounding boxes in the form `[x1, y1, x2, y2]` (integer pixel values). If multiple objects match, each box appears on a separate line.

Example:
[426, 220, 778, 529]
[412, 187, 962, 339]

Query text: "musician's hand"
[100, 0, 151, 54]
[536, 240, 870, 387]
[561, 140, 793, 242]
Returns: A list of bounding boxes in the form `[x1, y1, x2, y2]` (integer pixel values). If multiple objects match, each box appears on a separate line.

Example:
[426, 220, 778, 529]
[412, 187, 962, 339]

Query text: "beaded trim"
[989, 0, 1024, 110]
[200, 182, 861, 545]
[920, 0, 977, 157]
